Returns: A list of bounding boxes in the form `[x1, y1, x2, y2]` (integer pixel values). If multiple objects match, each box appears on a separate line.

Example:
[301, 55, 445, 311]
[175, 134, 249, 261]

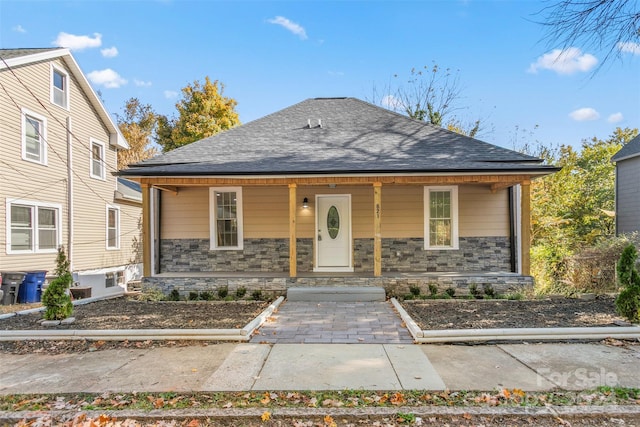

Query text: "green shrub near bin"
[41, 246, 73, 321]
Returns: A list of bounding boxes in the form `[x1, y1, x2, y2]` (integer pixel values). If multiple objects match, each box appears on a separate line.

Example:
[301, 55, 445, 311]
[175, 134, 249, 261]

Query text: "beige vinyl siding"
[0, 57, 139, 273]
[159, 184, 510, 242]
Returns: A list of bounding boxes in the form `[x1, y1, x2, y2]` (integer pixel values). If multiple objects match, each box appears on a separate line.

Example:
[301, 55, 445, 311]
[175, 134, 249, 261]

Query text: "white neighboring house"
[0, 48, 142, 298]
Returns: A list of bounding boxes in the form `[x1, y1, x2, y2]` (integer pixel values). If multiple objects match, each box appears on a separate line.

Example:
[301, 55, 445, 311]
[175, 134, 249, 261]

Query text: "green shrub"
[217, 286, 229, 299]
[483, 284, 496, 298]
[403, 293, 415, 300]
[199, 291, 214, 301]
[469, 284, 482, 298]
[251, 289, 263, 301]
[188, 291, 200, 301]
[445, 287, 456, 298]
[168, 289, 181, 301]
[615, 244, 640, 323]
[235, 287, 247, 299]
[428, 283, 438, 296]
[42, 247, 73, 321]
[409, 285, 421, 296]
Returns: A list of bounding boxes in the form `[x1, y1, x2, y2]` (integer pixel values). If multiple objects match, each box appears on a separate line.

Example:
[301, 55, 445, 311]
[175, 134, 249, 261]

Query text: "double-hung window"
[106, 206, 120, 249]
[90, 139, 106, 180]
[424, 186, 459, 250]
[7, 201, 60, 253]
[22, 109, 47, 165]
[51, 65, 69, 109]
[209, 187, 243, 250]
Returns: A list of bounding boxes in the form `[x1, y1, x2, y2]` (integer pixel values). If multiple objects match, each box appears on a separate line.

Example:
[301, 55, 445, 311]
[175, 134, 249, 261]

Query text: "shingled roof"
[121, 97, 558, 177]
[612, 134, 640, 162]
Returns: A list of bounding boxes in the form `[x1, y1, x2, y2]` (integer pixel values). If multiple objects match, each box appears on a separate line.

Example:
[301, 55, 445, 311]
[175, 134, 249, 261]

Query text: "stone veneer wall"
[160, 238, 314, 273]
[355, 237, 512, 273]
[161, 236, 511, 273]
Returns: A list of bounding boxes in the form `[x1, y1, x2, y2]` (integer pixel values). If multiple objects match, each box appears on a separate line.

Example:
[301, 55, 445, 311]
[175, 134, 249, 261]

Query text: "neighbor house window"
[209, 187, 243, 250]
[105, 272, 116, 288]
[90, 139, 106, 179]
[51, 65, 69, 109]
[106, 206, 120, 249]
[7, 201, 60, 253]
[22, 109, 47, 165]
[424, 186, 459, 250]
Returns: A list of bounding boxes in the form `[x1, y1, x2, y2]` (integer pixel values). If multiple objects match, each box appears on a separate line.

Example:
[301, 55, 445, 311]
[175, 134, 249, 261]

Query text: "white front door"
[315, 195, 353, 272]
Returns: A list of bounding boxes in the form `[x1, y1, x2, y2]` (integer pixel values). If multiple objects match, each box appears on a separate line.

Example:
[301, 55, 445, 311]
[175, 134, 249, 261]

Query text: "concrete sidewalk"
[1, 341, 639, 394]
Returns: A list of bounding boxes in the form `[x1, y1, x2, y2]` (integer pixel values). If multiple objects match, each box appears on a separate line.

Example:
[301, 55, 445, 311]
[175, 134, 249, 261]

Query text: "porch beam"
[288, 183, 297, 278]
[490, 182, 516, 193]
[137, 174, 534, 187]
[520, 180, 531, 276]
[373, 182, 382, 277]
[154, 185, 178, 195]
[141, 183, 152, 277]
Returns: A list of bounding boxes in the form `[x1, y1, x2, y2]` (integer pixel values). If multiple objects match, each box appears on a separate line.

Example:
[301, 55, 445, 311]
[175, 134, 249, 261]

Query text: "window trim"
[90, 138, 106, 180]
[21, 108, 47, 165]
[106, 205, 120, 250]
[5, 199, 62, 254]
[209, 187, 244, 250]
[424, 186, 459, 250]
[50, 64, 70, 110]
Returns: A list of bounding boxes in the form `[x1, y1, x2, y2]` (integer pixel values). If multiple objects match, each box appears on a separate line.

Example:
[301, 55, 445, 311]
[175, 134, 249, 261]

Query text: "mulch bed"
[401, 295, 628, 330]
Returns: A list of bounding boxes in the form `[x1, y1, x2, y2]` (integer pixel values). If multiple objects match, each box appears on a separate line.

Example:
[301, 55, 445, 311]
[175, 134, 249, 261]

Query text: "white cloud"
[267, 16, 307, 40]
[569, 107, 600, 121]
[101, 46, 118, 58]
[53, 32, 102, 51]
[608, 112, 624, 123]
[618, 42, 640, 55]
[134, 79, 152, 87]
[13, 25, 26, 33]
[528, 48, 598, 75]
[87, 68, 127, 89]
[164, 90, 179, 99]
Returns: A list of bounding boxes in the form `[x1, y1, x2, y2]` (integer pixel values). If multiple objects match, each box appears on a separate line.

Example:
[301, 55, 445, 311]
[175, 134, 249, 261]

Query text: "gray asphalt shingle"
[121, 97, 556, 176]
[612, 134, 640, 162]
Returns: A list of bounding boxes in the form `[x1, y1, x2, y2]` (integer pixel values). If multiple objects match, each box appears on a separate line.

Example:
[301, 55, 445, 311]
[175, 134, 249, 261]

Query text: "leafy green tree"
[116, 98, 158, 168]
[530, 127, 639, 292]
[42, 246, 73, 320]
[156, 77, 240, 152]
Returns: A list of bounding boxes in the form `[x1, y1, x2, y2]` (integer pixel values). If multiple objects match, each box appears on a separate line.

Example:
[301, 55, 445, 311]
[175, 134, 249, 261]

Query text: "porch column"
[373, 182, 382, 277]
[141, 183, 152, 277]
[520, 180, 531, 276]
[288, 183, 297, 278]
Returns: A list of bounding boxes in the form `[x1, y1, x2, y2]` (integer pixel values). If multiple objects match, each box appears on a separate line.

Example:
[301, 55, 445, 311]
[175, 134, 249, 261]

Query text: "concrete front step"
[287, 286, 386, 302]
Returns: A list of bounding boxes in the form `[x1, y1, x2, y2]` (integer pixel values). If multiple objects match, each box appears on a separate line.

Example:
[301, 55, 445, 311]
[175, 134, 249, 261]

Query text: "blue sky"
[1, 0, 638, 150]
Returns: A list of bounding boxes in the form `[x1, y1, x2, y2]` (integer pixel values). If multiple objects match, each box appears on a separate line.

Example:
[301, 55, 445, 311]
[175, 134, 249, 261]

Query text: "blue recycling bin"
[17, 271, 47, 303]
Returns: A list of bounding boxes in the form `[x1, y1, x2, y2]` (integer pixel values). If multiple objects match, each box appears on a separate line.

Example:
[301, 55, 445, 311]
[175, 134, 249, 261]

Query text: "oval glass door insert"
[327, 206, 340, 239]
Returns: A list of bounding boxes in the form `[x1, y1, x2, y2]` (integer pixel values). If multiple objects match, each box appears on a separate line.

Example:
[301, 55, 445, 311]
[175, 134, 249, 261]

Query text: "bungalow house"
[0, 48, 142, 299]
[120, 97, 558, 297]
[612, 134, 640, 235]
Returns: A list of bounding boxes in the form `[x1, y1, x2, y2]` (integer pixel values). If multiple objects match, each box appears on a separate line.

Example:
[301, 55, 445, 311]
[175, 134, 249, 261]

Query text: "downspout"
[66, 117, 74, 273]
[508, 186, 516, 273]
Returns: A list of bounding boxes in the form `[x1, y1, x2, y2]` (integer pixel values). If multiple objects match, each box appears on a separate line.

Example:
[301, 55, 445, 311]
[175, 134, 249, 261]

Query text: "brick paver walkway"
[250, 301, 413, 344]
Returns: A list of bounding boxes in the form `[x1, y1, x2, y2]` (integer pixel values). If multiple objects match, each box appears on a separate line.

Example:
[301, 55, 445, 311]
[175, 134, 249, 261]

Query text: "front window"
[107, 206, 120, 249]
[424, 186, 459, 250]
[22, 109, 47, 164]
[51, 66, 69, 109]
[7, 201, 60, 253]
[209, 187, 243, 250]
[90, 139, 105, 179]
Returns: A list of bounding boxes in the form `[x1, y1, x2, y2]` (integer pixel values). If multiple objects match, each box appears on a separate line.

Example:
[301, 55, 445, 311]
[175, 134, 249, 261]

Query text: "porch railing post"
[289, 183, 297, 278]
[373, 182, 382, 277]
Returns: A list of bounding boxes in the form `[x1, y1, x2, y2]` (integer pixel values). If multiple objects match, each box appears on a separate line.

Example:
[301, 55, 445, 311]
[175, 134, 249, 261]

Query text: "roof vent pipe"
[318, 119, 322, 128]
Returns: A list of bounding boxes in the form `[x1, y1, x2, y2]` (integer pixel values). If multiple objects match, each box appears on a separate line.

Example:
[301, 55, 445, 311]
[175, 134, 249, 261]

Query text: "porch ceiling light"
[302, 197, 309, 209]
